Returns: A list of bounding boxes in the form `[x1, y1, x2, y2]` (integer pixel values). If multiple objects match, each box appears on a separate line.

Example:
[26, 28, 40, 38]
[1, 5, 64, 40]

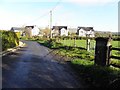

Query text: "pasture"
[59, 39, 119, 48]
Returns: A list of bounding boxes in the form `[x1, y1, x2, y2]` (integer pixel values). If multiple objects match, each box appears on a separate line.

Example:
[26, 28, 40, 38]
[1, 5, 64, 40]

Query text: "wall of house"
[78, 29, 86, 37]
[60, 28, 68, 36]
[78, 29, 95, 37]
[31, 26, 39, 36]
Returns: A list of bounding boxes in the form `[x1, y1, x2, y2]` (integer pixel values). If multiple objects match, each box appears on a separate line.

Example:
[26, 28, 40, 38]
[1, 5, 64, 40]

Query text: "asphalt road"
[2, 41, 84, 88]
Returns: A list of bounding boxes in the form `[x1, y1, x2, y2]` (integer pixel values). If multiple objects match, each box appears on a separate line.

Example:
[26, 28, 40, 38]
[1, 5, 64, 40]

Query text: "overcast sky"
[0, 0, 119, 32]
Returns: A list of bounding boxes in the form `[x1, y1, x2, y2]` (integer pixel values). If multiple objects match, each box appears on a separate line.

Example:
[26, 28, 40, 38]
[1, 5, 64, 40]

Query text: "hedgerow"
[0, 30, 19, 51]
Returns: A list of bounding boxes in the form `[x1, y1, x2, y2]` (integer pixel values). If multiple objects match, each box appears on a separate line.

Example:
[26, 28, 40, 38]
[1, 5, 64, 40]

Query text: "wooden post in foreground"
[86, 38, 90, 51]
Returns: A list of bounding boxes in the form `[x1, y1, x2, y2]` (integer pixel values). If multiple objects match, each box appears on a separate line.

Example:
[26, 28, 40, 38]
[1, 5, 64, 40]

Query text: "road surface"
[2, 41, 85, 88]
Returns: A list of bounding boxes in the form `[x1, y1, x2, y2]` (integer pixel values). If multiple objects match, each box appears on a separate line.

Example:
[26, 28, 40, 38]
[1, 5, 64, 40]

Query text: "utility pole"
[50, 10, 52, 38]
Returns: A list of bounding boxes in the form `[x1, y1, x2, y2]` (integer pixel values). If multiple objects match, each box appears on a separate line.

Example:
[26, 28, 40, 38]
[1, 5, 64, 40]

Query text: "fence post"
[86, 39, 90, 51]
[74, 37, 76, 47]
[94, 37, 112, 66]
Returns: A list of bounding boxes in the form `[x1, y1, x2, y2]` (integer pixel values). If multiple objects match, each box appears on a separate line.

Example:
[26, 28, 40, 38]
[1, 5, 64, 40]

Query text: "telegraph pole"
[50, 10, 52, 38]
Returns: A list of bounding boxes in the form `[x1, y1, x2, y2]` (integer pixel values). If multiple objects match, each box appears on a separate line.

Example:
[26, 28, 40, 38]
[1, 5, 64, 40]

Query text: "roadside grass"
[37, 39, 94, 61]
[70, 59, 120, 88]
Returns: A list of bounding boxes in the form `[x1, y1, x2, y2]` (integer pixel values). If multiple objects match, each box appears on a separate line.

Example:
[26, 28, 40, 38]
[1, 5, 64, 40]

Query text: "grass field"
[111, 40, 120, 48]
[59, 39, 95, 49]
[59, 39, 120, 62]
[59, 39, 119, 56]
[59, 39, 119, 48]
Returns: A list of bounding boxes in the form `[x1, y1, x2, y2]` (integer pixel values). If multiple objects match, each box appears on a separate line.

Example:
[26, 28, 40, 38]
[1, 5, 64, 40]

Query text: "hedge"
[0, 30, 19, 51]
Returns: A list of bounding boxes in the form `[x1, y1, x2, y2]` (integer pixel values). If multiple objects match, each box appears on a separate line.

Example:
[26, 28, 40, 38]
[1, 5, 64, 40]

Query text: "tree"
[24, 27, 32, 38]
[43, 27, 50, 38]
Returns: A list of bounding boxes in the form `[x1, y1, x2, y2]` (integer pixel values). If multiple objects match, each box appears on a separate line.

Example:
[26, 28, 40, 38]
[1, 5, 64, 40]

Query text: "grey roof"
[11, 27, 23, 31]
[25, 26, 34, 29]
[52, 26, 67, 30]
[77, 27, 94, 31]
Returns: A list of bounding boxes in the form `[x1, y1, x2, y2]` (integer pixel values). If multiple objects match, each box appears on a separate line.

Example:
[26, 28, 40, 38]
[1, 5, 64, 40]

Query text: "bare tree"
[43, 27, 50, 38]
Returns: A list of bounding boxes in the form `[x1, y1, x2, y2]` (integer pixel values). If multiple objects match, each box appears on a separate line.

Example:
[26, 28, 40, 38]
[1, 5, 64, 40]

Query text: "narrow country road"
[2, 41, 84, 88]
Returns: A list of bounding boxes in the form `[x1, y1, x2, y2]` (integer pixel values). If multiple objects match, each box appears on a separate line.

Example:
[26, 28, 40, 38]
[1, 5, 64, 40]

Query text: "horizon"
[0, 0, 119, 32]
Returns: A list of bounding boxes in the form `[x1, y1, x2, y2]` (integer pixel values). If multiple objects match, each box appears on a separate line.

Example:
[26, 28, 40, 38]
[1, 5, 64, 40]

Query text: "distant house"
[25, 25, 39, 37]
[38, 28, 44, 37]
[10, 27, 23, 36]
[77, 27, 95, 37]
[52, 26, 68, 36]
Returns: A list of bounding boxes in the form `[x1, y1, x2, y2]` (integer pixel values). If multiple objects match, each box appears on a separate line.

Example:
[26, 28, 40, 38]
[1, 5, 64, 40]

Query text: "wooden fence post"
[74, 37, 76, 47]
[86, 39, 90, 51]
[94, 37, 112, 66]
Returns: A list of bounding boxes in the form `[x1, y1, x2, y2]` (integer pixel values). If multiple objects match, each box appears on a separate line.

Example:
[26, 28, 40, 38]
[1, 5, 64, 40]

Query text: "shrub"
[1, 30, 19, 51]
[15, 32, 20, 39]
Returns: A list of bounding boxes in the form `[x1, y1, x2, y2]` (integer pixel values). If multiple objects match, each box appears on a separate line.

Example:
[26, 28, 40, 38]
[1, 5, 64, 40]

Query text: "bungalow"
[52, 26, 68, 36]
[77, 27, 95, 37]
[25, 25, 40, 37]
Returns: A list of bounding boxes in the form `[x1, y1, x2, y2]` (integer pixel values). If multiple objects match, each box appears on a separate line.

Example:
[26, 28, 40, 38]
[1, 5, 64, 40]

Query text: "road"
[2, 41, 85, 88]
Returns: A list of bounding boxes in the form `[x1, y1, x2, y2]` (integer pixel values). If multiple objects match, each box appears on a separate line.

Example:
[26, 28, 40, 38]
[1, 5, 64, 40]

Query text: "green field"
[59, 39, 119, 48]
[59, 39, 120, 51]
[111, 40, 120, 48]
[59, 39, 95, 50]
[59, 39, 120, 58]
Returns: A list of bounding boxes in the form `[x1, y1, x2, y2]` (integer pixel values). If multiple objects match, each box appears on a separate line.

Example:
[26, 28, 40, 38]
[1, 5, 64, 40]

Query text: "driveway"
[2, 40, 85, 88]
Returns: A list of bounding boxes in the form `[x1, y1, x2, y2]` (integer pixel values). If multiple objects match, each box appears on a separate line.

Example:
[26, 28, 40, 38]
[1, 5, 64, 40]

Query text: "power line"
[25, 12, 49, 25]
[51, 0, 62, 11]
[24, 0, 62, 25]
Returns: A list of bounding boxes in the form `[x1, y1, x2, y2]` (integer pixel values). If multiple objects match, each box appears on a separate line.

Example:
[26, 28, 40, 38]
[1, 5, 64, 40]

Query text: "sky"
[0, 0, 119, 32]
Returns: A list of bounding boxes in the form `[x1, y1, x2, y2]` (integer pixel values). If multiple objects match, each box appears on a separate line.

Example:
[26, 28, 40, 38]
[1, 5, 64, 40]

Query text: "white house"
[77, 27, 95, 37]
[52, 26, 68, 36]
[25, 25, 40, 36]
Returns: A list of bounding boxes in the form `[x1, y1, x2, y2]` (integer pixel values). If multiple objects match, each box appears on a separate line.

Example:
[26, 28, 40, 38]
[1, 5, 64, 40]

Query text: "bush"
[15, 32, 20, 39]
[1, 30, 19, 51]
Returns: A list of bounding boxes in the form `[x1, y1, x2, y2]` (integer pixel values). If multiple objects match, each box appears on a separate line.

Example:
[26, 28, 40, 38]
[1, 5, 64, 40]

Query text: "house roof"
[77, 27, 94, 31]
[11, 27, 23, 31]
[52, 26, 67, 30]
[25, 26, 34, 29]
